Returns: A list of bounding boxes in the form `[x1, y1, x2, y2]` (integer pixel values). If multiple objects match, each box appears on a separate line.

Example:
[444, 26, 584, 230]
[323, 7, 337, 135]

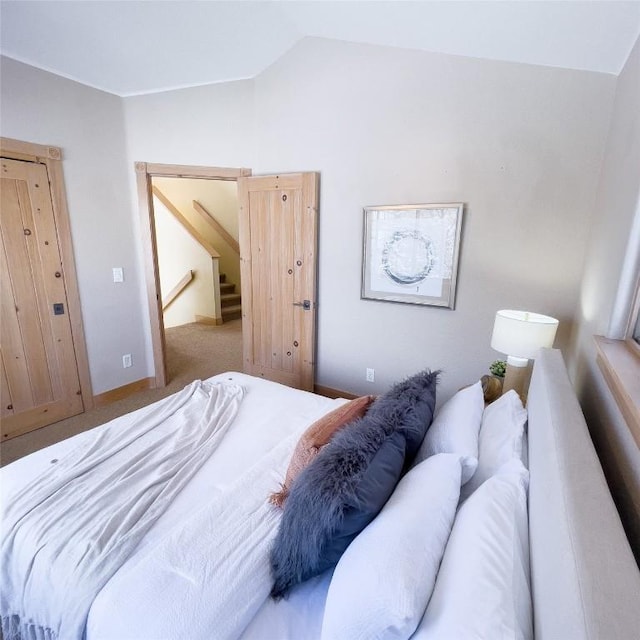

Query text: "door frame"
[0, 137, 94, 410]
[135, 161, 252, 387]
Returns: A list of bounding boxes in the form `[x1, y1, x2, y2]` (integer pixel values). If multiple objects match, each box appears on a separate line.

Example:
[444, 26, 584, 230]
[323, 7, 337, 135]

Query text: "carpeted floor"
[0, 319, 242, 467]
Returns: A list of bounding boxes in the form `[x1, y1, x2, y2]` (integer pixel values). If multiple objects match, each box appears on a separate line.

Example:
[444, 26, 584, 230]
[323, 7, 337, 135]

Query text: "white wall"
[1, 39, 620, 407]
[123, 80, 255, 168]
[249, 38, 615, 400]
[46, 36, 613, 404]
[571, 36, 640, 552]
[0, 57, 149, 394]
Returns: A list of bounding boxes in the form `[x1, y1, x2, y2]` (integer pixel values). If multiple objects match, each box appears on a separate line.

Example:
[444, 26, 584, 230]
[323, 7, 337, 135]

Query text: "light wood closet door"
[1, 158, 83, 439]
[238, 173, 318, 391]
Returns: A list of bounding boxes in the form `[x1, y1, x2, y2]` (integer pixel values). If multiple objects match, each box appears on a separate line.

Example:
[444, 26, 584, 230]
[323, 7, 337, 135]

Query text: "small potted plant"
[489, 360, 507, 378]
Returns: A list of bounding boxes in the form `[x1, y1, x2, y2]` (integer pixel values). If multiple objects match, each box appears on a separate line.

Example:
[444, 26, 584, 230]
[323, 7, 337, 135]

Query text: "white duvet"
[1, 373, 344, 640]
[1, 380, 244, 640]
[87, 430, 299, 640]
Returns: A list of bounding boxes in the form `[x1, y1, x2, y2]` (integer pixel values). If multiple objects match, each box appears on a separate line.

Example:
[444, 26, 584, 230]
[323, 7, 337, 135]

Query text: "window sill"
[594, 336, 640, 448]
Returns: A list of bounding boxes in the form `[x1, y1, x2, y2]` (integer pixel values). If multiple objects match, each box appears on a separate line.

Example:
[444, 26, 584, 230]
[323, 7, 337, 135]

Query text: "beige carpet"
[0, 319, 243, 467]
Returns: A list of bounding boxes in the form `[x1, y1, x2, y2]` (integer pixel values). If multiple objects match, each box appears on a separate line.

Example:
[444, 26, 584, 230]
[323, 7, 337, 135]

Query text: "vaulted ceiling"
[2, 1, 639, 96]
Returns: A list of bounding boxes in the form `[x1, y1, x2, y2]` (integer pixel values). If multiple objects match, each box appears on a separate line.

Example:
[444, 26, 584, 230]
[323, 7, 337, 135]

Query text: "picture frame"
[361, 203, 464, 309]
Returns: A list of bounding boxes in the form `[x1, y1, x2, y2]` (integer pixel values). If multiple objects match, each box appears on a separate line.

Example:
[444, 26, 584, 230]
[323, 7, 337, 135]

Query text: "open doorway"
[137, 162, 320, 392]
[152, 176, 242, 383]
[135, 162, 251, 387]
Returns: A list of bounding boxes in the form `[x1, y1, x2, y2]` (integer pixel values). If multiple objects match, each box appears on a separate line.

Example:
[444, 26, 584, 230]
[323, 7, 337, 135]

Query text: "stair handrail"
[152, 187, 220, 258]
[192, 200, 240, 255]
[162, 270, 194, 311]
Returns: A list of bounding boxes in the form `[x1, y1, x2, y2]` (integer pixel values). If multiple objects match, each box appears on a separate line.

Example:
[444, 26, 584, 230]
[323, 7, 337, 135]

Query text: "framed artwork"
[361, 203, 464, 309]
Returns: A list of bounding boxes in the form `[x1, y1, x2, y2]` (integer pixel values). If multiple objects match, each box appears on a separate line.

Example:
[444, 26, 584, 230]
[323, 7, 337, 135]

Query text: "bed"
[1, 348, 639, 640]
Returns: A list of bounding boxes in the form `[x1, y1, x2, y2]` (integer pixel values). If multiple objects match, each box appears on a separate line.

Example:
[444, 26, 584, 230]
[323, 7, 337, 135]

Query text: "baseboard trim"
[313, 384, 358, 400]
[93, 377, 156, 407]
[195, 314, 224, 326]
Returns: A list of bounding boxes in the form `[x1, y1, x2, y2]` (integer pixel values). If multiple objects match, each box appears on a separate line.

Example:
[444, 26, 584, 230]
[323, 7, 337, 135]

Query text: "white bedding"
[239, 571, 333, 640]
[6, 354, 637, 640]
[1, 380, 244, 640]
[88, 430, 296, 640]
[0, 373, 345, 640]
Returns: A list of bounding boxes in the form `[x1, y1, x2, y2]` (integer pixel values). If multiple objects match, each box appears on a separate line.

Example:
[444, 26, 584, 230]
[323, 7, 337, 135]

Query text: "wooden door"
[238, 173, 318, 391]
[1, 158, 83, 438]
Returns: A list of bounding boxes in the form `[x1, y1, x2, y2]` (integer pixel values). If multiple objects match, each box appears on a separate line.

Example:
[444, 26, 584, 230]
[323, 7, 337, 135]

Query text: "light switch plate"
[112, 267, 124, 283]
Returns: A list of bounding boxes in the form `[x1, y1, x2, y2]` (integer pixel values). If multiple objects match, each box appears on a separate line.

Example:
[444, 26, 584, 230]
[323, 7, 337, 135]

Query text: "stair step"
[221, 304, 242, 320]
[219, 273, 226, 283]
[221, 293, 241, 307]
[220, 282, 235, 294]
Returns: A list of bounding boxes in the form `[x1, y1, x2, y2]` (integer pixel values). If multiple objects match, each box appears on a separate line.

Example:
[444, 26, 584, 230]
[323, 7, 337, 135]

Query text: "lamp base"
[502, 356, 532, 405]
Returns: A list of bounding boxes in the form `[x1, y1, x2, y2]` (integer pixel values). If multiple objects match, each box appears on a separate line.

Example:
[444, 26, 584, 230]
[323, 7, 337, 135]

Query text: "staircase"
[219, 273, 242, 322]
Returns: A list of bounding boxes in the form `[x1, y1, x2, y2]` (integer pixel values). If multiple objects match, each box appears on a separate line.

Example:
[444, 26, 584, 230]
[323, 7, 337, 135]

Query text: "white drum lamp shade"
[491, 310, 559, 360]
[491, 310, 559, 403]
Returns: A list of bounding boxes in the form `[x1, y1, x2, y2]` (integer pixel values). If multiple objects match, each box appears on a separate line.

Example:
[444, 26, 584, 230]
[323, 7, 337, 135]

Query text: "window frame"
[595, 268, 640, 448]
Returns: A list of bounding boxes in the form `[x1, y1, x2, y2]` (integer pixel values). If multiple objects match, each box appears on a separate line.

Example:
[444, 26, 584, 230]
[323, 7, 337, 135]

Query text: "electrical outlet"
[122, 353, 132, 368]
[366, 368, 375, 382]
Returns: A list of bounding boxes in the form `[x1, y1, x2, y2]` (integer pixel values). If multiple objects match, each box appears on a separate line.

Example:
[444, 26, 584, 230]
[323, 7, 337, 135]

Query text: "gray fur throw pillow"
[366, 368, 441, 465]
[270, 369, 439, 599]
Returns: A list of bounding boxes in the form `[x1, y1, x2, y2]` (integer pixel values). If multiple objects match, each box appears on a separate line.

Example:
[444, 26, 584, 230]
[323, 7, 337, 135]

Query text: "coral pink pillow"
[269, 395, 375, 507]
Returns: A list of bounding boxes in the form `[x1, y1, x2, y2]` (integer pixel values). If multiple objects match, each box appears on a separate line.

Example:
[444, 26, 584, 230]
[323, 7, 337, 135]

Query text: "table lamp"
[491, 310, 559, 403]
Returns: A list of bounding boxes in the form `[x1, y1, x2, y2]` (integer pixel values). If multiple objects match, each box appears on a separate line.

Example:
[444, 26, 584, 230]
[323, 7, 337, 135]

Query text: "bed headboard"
[527, 349, 640, 639]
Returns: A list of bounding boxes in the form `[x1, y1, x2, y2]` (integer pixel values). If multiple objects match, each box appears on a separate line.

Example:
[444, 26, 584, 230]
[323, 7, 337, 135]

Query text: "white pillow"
[414, 381, 484, 484]
[412, 459, 532, 640]
[321, 453, 463, 640]
[462, 389, 527, 497]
